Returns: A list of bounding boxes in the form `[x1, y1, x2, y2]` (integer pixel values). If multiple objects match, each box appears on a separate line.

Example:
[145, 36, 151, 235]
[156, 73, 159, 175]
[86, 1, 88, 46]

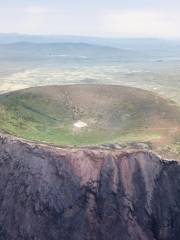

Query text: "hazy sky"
[0, 0, 180, 38]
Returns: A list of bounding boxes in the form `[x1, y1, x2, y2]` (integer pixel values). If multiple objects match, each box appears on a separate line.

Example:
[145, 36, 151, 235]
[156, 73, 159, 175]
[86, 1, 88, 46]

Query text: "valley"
[1, 40, 180, 106]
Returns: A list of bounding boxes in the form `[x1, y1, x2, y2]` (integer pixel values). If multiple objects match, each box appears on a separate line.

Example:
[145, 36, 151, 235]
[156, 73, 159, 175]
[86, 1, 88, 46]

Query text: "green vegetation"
[0, 85, 180, 147]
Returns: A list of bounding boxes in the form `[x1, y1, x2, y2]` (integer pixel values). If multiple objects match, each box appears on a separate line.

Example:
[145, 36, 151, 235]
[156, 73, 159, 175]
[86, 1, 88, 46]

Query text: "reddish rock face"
[0, 135, 180, 240]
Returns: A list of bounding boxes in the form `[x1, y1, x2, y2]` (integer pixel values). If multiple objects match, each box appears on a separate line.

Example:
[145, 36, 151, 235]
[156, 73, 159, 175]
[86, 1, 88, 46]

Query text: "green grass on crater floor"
[0, 85, 180, 158]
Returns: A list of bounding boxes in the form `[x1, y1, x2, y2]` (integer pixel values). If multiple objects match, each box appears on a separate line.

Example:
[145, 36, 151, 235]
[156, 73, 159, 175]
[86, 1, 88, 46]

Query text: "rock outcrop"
[0, 135, 180, 240]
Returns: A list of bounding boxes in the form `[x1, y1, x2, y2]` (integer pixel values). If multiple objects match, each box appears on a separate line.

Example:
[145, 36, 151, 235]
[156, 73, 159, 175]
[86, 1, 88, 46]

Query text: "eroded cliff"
[0, 135, 180, 240]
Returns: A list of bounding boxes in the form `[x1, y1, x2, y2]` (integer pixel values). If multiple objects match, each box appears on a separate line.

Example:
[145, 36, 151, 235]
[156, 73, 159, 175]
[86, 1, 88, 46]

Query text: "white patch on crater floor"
[73, 121, 88, 128]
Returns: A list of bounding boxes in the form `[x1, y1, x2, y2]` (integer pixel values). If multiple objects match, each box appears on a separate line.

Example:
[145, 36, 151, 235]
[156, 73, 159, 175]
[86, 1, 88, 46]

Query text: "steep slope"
[0, 134, 180, 240]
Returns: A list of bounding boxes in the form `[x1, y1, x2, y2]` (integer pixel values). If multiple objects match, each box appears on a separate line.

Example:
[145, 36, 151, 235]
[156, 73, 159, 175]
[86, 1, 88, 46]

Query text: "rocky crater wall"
[0, 135, 179, 240]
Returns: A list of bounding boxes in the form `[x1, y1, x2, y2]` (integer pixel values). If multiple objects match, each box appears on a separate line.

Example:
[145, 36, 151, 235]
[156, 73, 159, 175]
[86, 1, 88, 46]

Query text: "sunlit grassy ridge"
[0, 85, 180, 147]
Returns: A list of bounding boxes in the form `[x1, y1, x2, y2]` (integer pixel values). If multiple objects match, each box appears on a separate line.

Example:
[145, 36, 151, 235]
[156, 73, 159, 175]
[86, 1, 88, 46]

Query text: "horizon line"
[0, 32, 179, 41]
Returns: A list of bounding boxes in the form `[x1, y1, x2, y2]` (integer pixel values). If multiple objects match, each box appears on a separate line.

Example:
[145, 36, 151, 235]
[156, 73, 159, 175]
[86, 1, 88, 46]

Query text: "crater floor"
[0, 84, 180, 157]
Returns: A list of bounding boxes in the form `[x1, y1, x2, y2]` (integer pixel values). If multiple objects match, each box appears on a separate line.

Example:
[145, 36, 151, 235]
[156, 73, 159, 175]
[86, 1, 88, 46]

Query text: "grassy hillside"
[0, 85, 180, 147]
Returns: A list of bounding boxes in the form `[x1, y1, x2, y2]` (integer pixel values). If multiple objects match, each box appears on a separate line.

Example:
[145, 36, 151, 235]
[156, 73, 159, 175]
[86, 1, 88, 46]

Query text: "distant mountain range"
[0, 42, 138, 64]
[0, 33, 180, 59]
[0, 33, 163, 45]
[0, 33, 178, 49]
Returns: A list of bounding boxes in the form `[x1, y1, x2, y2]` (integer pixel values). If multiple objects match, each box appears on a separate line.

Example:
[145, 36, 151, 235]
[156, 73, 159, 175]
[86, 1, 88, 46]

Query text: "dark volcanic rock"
[0, 135, 180, 240]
